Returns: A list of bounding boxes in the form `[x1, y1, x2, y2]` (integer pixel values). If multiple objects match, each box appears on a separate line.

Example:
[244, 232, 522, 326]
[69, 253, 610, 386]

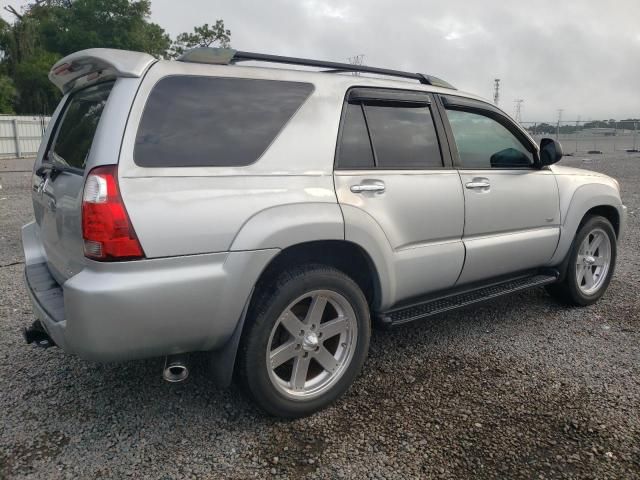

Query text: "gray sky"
[4, 0, 640, 121]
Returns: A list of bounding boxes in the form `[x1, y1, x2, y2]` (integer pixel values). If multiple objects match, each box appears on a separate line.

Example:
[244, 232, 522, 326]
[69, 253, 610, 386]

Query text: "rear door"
[439, 95, 560, 285]
[334, 88, 465, 304]
[32, 81, 114, 283]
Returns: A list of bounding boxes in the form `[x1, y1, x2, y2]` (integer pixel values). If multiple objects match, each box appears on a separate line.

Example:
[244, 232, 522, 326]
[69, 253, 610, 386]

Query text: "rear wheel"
[238, 265, 370, 418]
[546, 215, 616, 306]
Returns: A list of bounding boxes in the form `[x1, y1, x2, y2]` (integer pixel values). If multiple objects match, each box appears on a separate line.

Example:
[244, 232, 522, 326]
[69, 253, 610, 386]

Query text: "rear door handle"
[465, 179, 490, 190]
[350, 182, 385, 194]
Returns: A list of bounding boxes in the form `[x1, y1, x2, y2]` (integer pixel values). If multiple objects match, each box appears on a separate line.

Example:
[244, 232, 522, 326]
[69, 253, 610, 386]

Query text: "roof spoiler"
[49, 48, 157, 93]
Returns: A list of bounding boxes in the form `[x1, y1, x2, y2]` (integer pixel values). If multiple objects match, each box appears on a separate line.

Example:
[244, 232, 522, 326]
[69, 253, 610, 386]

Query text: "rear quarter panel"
[118, 61, 347, 257]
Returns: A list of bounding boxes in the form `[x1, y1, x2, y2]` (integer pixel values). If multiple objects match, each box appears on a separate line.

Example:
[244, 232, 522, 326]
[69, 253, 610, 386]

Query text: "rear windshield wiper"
[35, 162, 62, 180]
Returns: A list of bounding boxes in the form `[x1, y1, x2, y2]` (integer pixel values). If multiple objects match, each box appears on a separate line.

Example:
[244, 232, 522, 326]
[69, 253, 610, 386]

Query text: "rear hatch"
[31, 48, 156, 284]
[32, 81, 115, 283]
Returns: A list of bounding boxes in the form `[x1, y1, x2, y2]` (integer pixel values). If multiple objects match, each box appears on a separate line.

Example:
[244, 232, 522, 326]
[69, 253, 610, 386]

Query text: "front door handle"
[465, 179, 490, 190]
[350, 182, 385, 194]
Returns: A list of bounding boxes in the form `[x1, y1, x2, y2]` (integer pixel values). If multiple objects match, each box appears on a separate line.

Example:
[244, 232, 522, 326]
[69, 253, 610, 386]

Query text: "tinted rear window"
[49, 82, 114, 170]
[364, 104, 442, 169]
[336, 93, 443, 170]
[336, 103, 375, 169]
[135, 76, 314, 168]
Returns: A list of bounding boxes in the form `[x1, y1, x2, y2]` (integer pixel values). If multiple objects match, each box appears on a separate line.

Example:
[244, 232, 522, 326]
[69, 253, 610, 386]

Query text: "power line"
[348, 54, 365, 76]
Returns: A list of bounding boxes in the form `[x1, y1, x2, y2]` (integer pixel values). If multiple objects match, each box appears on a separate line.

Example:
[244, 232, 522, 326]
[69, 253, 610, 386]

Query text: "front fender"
[548, 182, 624, 265]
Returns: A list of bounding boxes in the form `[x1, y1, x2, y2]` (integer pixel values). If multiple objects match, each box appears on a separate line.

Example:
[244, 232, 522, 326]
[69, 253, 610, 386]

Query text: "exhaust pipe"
[163, 354, 189, 383]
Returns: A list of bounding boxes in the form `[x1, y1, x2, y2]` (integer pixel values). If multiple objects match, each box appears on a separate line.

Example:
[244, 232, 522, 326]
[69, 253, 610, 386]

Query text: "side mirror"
[539, 138, 563, 166]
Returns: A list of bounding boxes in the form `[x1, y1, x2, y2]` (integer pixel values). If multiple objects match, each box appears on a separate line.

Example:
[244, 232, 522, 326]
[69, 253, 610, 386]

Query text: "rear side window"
[336, 92, 443, 169]
[135, 77, 314, 168]
[49, 81, 114, 170]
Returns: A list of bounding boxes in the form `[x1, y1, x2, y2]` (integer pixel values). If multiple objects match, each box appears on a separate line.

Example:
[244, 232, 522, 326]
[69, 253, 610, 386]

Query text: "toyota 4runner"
[22, 48, 627, 417]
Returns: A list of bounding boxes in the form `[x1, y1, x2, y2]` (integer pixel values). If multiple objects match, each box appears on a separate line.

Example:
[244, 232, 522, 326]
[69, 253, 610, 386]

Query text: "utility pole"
[556, 109, 563, 141]
[514, 99, 524, 123]
[493, 79, 500, 106]
[348, 54, 365, 76]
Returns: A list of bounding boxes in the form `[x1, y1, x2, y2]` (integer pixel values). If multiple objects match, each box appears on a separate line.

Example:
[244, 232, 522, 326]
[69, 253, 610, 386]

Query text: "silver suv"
[22, 48, 627, 417]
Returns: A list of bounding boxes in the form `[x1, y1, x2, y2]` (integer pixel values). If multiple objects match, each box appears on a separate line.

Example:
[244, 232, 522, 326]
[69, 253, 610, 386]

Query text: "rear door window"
[49, 81, 114, 171]
[364, 103, 442, 169]
[336, 90, 443, 169]
[135, 77, 314, 168]
[336, 103, 375, 169]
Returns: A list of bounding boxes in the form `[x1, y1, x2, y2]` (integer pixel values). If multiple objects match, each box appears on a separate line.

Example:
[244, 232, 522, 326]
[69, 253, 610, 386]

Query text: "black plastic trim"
[348, 88, 430, 105]
[378, 270, 559, 326]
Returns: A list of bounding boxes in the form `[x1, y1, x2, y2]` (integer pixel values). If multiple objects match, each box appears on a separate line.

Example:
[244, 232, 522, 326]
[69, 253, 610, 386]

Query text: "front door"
[334, 88, 465, 306]
[440, 96, 560, 285]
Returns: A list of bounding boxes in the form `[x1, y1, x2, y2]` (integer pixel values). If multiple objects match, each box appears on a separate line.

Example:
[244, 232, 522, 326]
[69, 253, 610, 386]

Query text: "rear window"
[49, 81, 114, 170]
[134, 76, 314, 168]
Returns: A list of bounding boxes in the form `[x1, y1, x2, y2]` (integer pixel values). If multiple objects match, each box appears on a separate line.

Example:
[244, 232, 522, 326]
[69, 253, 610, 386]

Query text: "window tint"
[336, 94, 443, 170]
[446, 109, 533, 168]
[336, 103, 374, 168]
[135, 77, 313, 167]
[49, 82, 114, 170]
[364, 104, 442, 169]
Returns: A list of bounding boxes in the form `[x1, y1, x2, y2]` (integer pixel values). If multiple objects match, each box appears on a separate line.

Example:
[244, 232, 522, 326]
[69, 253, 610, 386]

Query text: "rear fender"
[229, 203, 344, 251]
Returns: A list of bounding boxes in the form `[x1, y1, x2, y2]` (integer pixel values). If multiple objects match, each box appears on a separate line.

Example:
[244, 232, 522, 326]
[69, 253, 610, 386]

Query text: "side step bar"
[378, 272, 559, 326]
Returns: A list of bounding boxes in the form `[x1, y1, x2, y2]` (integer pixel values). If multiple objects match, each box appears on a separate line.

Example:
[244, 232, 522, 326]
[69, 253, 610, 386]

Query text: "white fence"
[0, 115, 50, 158]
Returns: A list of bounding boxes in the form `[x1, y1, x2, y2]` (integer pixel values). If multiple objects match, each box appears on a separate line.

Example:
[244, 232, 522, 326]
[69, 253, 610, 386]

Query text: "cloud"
[148, 0, 640, 121]
[5, 0, 639, 120]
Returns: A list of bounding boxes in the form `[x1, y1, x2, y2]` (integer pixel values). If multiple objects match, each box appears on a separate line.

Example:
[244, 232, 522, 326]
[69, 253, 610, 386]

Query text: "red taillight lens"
[82, 165, 144, 261]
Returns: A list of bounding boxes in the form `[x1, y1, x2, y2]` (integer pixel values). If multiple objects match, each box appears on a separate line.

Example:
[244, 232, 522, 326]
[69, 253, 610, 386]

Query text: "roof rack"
[177, 48, 456, 90]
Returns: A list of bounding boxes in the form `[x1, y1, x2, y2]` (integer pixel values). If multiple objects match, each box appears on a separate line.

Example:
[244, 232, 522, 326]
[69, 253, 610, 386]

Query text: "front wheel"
[546, 215, 617, 306]
[238, 265, 371, 418]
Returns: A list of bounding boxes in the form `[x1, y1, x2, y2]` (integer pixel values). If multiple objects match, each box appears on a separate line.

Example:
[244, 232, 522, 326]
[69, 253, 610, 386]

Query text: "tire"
[546, 215, 617, 306]
[237, 264, 371, 418]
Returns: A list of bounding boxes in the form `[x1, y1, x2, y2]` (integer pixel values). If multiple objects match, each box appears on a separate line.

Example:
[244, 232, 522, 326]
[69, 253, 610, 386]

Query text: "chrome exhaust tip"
[163, 355, 189, 383]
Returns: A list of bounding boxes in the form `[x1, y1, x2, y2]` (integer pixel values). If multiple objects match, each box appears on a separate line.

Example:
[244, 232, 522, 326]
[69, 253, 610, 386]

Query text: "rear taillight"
[82, 165, 144, 261]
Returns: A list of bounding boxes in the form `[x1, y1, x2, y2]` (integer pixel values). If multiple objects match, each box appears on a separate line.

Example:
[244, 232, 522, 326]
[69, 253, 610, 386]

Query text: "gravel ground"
[1, 153, 638, 479]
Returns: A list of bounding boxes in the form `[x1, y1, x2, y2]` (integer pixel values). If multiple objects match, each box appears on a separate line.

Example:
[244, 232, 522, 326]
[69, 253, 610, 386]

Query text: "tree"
[0, 75, 17, 113]
[0, 0, 173, 113]
[169, 20, 231, 58]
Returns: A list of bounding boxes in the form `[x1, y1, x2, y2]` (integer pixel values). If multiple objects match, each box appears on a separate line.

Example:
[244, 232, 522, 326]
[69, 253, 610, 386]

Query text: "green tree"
[169, 20, 231, 58]
[30, 0, 170, 58]
[0, 75, 18, 113]
[0, 0, 172, 113]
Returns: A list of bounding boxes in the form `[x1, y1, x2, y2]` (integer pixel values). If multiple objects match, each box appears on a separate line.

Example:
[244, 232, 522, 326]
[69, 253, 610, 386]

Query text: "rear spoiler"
[49, 48, 157, 93]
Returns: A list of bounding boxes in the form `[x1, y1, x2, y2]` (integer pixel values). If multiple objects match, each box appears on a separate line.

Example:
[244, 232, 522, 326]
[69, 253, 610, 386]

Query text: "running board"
[379, 273, 558, 326]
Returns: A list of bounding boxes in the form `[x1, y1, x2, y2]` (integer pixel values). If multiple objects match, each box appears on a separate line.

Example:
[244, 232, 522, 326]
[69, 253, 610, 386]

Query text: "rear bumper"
[22, 221, 277, 362]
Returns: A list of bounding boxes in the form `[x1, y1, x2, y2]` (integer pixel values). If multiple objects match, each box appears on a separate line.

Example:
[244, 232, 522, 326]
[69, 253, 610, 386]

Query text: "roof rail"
[177, 48, 456, 90]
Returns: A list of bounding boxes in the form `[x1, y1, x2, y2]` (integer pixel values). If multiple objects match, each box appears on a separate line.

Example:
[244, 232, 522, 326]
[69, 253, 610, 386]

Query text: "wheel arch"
[581, 205, 620, 237]
[252, 240, 383, 311]
[548, 182, 624, 267]
[210, 239, 384, 387]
